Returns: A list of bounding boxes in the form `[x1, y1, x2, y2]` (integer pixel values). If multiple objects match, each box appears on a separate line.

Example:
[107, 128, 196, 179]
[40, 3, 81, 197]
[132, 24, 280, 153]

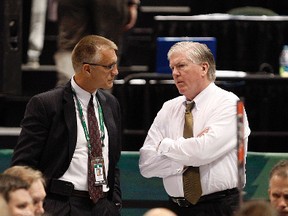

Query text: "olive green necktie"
[182, 102, 202, 205]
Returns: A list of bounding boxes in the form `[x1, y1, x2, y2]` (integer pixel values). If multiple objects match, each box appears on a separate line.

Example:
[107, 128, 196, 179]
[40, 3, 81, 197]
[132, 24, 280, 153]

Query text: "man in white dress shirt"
[139, 41, 250, 216]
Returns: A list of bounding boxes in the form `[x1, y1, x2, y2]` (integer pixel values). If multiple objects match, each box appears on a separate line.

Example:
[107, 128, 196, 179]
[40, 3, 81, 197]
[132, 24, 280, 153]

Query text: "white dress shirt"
[59, 77, 109, 192]
[139, 82, 250, 197]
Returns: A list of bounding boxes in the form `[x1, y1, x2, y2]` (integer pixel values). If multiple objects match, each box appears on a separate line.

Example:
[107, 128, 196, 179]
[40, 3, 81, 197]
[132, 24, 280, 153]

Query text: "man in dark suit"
[12, 35, 122, 216]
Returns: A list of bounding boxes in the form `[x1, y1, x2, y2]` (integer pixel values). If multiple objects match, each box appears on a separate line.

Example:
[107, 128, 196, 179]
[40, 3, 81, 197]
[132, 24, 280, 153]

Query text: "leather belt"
[170, 188, 239, 207]
[72, 190, 90, 198]
[72, 190, 108, 199]
[49, 179, 107, 199]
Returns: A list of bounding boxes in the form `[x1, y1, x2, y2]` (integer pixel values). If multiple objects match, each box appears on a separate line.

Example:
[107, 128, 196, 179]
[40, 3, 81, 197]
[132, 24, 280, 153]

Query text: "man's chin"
[278, 211, 288, 216]
[177, 88, 185, 95]
[102, 83, 114, 90]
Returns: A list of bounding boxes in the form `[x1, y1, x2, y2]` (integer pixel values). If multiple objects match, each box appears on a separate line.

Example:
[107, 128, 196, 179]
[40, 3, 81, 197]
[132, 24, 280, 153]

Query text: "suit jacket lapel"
[96, 91, 111, 133]
[96, 91, 115, 154]
[63, 82, 77, 160]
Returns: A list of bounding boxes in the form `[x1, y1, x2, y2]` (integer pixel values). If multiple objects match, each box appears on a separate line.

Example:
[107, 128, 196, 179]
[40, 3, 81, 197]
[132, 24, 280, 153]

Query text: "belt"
[72, 190, 108, 199]
[170, 188, 239, 207]
[49, 179, 107, 199]
[72, 190, 90, 198]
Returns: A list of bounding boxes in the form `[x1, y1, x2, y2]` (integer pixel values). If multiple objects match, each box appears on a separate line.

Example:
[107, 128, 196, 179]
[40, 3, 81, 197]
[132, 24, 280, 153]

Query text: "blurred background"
[1, 1, 288, 214]
[1, 0, 288, 152]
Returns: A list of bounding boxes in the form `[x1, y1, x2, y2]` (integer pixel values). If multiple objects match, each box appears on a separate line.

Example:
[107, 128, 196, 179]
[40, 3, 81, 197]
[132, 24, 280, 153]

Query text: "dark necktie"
[182, 102, 202, 204]
[87, 95, 103, 203]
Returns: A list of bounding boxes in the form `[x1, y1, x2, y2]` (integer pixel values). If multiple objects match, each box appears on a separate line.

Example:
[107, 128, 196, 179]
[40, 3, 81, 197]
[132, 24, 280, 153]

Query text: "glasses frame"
[82, 62, 117, 71]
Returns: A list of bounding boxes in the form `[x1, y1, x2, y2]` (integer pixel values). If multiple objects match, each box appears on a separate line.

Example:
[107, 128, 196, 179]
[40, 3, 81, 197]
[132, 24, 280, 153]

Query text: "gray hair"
[71, 35, 118, 72]
[167, 41, 216, 81]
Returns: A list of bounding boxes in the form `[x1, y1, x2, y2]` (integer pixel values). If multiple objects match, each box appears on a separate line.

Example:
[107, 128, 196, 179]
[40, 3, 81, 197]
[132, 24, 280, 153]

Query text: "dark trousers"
[44, 193, 120, 216]
[57, 0, 128, 50]
[168, 189, 240, 216]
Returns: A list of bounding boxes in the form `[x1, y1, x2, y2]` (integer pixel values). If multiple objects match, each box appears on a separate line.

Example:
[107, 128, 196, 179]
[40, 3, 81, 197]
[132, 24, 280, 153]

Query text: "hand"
[197, 127, 209, 137]
[124, 5, 138, 31]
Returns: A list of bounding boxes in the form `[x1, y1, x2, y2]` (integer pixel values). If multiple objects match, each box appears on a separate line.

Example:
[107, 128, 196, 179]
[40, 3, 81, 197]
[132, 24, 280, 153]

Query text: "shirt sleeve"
[157, 98, 250, 167]
[139, 110, 184, 178]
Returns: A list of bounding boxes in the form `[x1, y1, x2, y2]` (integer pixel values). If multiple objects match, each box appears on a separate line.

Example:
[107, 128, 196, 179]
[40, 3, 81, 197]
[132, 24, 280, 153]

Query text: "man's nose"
[172, 68, 180, 76]
[278, 196, 288, 208]
[35, 202, 45, 215]
[112, 65, 118, 75]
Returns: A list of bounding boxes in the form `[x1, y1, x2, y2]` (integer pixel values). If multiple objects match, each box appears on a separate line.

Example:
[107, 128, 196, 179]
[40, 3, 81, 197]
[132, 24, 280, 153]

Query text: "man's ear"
[83, 64, 91, 74]
[201, 62, 209, 76]
[202, 62, 209, 71]
[268, 187, 271, 198]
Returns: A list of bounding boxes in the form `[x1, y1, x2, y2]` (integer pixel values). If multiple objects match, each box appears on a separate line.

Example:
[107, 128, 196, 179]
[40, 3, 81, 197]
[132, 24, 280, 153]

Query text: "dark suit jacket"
[11, 82, 122, 203]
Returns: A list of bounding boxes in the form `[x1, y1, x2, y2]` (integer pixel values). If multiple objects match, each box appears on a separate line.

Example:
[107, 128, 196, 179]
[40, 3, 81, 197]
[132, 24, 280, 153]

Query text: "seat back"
[245, 151, 288, 200]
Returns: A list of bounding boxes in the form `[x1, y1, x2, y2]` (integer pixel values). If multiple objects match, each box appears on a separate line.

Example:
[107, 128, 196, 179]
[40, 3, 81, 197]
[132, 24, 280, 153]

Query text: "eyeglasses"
[83, 62, 117, 71]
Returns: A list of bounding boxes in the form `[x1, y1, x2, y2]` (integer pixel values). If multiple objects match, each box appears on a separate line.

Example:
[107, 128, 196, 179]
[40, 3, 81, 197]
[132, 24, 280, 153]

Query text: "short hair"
[71, 35, 118, 72]
[0, 195, 10, 216]
[0, 174, 29, 202]
[269, 160, 288, 180]
[234, 200, 278, 216]
[4, 165, 46, 187]
[167, 41, 216, 81]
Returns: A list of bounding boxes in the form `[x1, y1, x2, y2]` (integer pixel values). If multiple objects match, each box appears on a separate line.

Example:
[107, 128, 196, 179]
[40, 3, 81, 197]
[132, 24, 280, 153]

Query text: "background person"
[0, 194, 11, 216]
[26, 0, 58, 67]
[0, 174, 34, 216]
[268, 160, 288, 216]
[139, 41, 250, 216]
[54, 0, 140, 85]
[4, 166, 46, 216]
[11, 35, 122, 216]
[234, 200, 278, 216]
[26, 0, 48, 67]
[143, 207, 177, 216]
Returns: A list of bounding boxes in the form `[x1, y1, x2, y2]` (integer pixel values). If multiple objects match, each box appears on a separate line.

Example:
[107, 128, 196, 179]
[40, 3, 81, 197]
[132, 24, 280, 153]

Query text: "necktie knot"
[185, 102, 195, 113]
[89, 95, 94, 106]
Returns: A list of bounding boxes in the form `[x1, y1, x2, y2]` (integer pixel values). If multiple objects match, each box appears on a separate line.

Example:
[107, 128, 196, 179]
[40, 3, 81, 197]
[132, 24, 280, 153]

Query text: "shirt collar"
[71, 76, 97, 106]
[183, 82, 216, 110]
[193, 82, 216, 110]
